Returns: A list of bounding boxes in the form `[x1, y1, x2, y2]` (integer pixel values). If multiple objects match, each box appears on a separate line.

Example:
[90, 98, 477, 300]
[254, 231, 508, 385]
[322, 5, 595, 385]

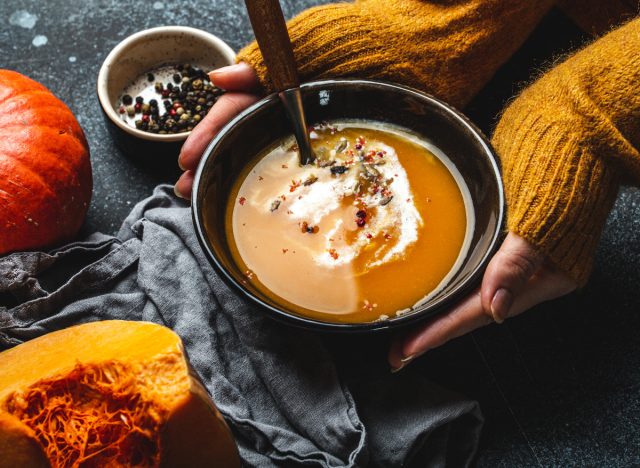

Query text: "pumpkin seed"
[334, 138, 348, 154]
[303, 175, 318, 186]
[362, 164, 380, 180]
[318, 159, 336, 168]
[379, 195, 393, 206]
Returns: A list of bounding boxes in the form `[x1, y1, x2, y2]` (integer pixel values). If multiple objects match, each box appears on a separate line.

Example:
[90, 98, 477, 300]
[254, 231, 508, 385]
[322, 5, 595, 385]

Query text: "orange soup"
[225, 121, 472, 323]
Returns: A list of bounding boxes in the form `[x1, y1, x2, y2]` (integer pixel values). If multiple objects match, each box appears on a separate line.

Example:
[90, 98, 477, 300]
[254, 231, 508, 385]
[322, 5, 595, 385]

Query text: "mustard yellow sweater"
[237, 0, 640, 285]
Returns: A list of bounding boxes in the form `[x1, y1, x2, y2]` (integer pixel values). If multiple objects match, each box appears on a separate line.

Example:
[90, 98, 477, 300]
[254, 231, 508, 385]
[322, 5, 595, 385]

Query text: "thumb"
[480, 232, 544, 323]
[208, 62, 260, 91]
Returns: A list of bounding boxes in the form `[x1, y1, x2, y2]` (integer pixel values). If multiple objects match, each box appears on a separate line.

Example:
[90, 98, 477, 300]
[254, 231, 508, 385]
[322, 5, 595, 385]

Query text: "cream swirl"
[246, 136, 422, 272]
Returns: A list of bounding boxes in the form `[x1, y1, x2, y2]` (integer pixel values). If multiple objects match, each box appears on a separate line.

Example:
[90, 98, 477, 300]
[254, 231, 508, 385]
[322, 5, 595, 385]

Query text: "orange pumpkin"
[0, 69, 92, 254]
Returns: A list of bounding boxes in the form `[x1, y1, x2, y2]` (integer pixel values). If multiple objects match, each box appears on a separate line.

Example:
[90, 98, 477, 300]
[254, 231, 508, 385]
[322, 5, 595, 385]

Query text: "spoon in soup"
[244, 0, 315, 166]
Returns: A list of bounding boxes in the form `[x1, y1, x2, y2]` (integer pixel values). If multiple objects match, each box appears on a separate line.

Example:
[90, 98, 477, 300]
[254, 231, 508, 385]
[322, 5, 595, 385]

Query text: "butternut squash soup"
[225, 121, 473, 323]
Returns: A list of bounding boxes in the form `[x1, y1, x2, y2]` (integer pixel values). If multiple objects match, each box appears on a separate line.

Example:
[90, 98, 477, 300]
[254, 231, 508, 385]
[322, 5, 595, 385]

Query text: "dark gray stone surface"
[2, 2, 639, 466]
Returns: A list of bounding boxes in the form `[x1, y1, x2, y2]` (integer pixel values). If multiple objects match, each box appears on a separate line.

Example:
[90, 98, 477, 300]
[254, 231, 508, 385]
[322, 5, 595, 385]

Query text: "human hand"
[174, 63, 262, 199]
[388, 232, 577, 371]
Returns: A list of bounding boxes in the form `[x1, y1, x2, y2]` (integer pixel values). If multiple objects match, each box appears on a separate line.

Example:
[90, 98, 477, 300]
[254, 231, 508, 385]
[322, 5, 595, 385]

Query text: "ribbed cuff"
[493, 107, 621, 286]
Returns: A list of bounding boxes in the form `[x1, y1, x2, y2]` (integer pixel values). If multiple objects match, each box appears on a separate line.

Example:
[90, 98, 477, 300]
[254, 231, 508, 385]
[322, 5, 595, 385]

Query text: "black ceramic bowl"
[192, 79, 504, 332]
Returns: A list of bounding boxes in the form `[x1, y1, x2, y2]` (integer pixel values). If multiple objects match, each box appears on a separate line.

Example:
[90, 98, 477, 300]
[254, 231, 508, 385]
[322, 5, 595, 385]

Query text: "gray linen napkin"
[0, 185, 482, 467]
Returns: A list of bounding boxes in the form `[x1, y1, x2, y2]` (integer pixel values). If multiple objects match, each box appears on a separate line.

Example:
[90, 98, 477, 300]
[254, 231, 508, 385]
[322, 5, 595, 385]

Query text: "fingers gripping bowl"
[192, 80, 504, 332]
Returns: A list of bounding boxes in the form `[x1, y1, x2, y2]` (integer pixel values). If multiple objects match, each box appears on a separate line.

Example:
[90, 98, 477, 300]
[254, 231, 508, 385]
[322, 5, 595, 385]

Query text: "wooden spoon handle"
[244, 0, 299, 92]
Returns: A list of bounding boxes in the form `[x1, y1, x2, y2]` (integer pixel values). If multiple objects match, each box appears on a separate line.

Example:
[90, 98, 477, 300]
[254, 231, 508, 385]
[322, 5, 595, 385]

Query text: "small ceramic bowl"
[192, 79, 505, 332]
[97, 26, 235, 165]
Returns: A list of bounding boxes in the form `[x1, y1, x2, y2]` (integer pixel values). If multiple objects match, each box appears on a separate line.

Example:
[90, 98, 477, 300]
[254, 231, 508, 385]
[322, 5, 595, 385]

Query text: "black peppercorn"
[173, 73, 181, 83]
[122, 94, 133, 105]
[147, 72, 155, 82]
[135, 96, 144, 104]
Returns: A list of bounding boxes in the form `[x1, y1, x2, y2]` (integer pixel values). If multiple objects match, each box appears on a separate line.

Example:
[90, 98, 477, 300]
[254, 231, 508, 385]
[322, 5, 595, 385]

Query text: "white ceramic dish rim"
[97, 25, 236, 143]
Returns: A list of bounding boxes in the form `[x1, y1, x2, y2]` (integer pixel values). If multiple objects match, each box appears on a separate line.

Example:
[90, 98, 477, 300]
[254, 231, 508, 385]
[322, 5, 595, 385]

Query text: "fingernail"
[173, 184, 187, 200]
[177, 156, 186, 171]
[208, 64, 241, 83]
[401, 355, 415, 364]
[490, 288, 512, 323]
[390, 355, 415, 373]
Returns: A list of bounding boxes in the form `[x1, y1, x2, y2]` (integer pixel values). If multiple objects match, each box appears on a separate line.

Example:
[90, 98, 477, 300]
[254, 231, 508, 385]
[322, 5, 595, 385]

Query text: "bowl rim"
[96, 25, 236, 143]
[191, 78, 505, 332]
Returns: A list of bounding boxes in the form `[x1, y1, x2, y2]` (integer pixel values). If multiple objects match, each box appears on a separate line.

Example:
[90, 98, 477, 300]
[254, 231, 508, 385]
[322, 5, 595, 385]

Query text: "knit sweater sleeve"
[236, 0, 555, 108]
[492, 18, 640, 286]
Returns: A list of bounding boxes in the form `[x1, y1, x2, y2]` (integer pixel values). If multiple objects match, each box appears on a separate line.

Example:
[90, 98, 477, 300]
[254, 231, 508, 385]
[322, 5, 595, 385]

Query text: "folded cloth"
[0, 185, 483, 467]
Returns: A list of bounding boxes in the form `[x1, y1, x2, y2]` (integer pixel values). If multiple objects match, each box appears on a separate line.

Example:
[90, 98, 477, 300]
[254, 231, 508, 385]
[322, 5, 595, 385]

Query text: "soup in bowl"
[192, 80, 504, 331]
